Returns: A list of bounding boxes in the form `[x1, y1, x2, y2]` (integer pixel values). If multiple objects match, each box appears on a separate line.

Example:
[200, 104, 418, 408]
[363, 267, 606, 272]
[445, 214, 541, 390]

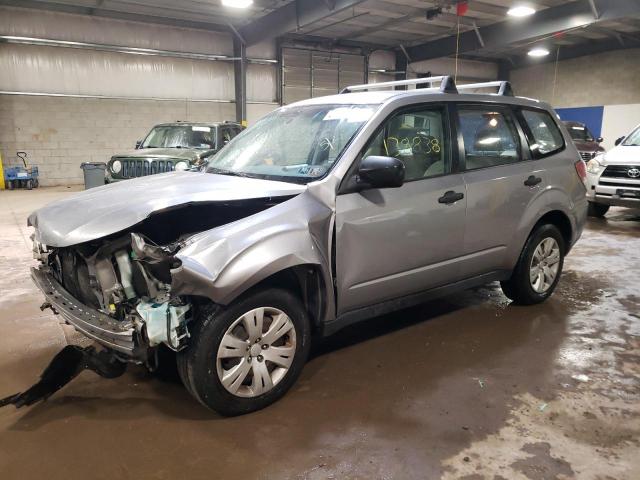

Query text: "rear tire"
[501, 224, 565, 305]
[587, 202, 609, 217]
[177, 288, 311, 416]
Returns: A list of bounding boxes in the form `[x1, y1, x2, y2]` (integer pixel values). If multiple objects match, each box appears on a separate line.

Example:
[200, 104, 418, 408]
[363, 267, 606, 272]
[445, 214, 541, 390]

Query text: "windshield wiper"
[207, 167, 249, 178]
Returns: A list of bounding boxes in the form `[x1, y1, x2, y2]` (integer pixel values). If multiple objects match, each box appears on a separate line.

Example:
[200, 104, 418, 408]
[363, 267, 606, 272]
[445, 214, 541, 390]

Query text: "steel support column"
[395, 50, 408, 90]
[233, 38, 247, 126]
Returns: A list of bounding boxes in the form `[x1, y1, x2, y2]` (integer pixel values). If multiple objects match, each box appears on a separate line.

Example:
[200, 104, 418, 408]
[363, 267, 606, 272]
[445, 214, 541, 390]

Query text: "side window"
[220, 127, 235, 146]
[458, 106, 520, 170]
[362, 107, 449, 181]
[519, 109, 565, 157]
[228, 126, 242, 139]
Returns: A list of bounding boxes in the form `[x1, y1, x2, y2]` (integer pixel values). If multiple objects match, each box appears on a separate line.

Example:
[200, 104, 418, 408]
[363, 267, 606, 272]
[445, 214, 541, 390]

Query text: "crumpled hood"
[29, 171, 306, 247]
[602, 145, 639, 165]
[112, 148, 203, 162]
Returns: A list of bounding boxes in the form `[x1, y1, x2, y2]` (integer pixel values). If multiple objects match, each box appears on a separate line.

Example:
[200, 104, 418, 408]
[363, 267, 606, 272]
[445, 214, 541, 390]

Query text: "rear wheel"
[501, 224, 565, 305]
[177, 288, 311, 416]
[587, 202, 609, 217]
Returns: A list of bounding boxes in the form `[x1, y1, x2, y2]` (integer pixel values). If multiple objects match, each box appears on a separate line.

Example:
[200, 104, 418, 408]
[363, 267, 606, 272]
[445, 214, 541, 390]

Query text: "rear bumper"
[31, 267, 144, 360]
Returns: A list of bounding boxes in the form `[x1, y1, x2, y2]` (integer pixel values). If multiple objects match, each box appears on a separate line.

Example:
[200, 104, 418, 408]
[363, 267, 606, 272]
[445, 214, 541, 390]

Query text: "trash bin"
[80, 162, 107, 189]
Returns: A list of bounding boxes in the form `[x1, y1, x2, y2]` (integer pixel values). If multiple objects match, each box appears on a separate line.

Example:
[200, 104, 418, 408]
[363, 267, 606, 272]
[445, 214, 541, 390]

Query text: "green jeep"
[106, 121, 244, 182]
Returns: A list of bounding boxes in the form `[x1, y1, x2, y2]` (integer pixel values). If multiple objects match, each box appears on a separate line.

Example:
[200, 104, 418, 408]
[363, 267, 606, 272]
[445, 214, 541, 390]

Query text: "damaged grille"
[120, 158, 175, 178]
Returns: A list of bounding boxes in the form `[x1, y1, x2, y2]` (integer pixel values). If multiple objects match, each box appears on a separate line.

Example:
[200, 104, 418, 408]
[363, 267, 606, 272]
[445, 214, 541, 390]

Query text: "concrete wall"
[510, 48, 640, 108]
[0, 6, 279, 186]
[510, 49, 640, 151]
[0, 95, 236, 186]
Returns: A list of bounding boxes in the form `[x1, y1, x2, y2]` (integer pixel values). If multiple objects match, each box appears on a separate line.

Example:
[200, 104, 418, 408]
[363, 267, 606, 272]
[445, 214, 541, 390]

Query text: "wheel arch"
[532, 209, 573, 253]
[234, 264, 329, 335]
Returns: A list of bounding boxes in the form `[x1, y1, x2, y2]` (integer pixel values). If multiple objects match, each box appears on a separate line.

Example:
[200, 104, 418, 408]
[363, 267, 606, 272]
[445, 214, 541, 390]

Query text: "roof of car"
[290, 89, 550, 110]
[562, 120, 586, 127]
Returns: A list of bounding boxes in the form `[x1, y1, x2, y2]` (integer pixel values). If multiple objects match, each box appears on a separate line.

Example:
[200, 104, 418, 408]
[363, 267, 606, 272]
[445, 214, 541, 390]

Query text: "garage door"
[282, 48, 365, 105]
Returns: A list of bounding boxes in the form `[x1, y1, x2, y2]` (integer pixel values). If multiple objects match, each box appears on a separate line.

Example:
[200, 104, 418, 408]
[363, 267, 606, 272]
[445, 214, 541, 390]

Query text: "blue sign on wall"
[555, 106, 604, 138]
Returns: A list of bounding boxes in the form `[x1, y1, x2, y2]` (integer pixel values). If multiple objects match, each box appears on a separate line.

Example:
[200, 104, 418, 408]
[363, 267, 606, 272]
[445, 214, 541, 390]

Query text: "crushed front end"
[31, 231, 192, 365]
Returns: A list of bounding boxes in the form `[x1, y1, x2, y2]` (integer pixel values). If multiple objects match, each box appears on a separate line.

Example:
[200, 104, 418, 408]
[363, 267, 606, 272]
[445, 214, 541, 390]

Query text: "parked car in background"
[585, 123, 640, 217]
[563, 121, 605, 162]
[27, 77, 587, 416]
[106, 121, 244, 182]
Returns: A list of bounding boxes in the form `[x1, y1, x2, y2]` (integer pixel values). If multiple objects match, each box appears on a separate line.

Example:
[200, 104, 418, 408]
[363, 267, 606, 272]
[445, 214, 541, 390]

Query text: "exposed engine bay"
[33, 198, 289, 363]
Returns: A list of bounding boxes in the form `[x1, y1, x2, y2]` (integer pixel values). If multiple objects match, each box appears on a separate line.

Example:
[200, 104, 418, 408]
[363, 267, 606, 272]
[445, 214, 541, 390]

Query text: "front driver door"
[335, 104, 467, 315]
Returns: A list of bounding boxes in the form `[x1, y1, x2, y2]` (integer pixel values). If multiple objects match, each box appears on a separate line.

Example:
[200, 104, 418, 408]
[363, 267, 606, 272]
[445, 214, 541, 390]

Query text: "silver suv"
[27, 77, 587, 415]
[585, 123, 640, 217]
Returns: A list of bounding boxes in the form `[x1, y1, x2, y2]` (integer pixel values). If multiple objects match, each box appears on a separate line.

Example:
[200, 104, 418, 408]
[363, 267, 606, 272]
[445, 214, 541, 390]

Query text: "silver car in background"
[27, 76, 587, 415]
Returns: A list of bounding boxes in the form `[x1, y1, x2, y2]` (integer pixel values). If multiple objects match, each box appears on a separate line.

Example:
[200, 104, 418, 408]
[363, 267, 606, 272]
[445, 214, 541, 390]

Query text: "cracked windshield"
[206, 104, 377, 183]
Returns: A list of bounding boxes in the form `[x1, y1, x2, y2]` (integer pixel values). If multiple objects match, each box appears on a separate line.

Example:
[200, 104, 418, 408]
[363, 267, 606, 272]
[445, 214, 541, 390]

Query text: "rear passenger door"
[455, 103, 541, 277]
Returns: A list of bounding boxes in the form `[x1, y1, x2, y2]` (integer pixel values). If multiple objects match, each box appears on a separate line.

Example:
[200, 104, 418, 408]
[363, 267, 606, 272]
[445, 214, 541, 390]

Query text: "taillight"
[575, 160, 587, 186]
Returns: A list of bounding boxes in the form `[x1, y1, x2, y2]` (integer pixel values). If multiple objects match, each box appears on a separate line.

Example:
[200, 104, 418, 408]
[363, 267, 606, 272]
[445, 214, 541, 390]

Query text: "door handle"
[524, 175, 542, 187]
[438, 190, 464, 204]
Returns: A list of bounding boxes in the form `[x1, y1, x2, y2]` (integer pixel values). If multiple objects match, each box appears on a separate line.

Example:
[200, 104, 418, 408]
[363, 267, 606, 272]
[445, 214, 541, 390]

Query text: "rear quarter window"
[519, 109, 565, 158]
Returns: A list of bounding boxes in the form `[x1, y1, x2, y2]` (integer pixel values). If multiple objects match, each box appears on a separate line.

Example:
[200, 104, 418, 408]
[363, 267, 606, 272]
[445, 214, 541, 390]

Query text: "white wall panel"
[409, 57, 498, 81]
[247, 64, 277, 102]
[601, 104, 640, 151]
[0, 44, 234, 100]
[0, 6, 233, 55]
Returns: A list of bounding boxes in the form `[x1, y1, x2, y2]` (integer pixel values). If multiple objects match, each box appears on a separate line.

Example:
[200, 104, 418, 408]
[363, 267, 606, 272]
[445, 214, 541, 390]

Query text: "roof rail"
[340, 75, 458, 94]
[456, 81, 514, 96]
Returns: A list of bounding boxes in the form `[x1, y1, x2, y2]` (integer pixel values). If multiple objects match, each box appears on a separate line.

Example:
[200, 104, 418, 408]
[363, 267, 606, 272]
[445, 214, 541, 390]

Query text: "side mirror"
[615, 136, 625, 146]
[596, 137, 603, 143]
[358, 155, 405, 189]
[135, 140, 143, 149]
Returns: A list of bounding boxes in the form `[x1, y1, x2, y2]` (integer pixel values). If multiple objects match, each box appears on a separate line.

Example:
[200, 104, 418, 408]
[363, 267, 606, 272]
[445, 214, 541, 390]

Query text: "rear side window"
[520, 109, 565, 157]
[458, 106, 520, 170]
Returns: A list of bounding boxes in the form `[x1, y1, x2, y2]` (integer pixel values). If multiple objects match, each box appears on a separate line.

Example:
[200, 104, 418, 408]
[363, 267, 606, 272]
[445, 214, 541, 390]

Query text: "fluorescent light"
[221, 0, 253, 8]
[528, 47, 550, 57]
[507, 6, 536, 17]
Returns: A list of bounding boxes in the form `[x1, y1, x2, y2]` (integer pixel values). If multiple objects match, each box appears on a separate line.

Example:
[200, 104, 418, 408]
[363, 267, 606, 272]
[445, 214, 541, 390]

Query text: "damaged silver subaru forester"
[19, 77, 588, 415]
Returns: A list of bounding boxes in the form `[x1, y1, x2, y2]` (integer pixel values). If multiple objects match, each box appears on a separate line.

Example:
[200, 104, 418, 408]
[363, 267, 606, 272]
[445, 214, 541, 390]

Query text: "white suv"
[586, 123, 640, 217]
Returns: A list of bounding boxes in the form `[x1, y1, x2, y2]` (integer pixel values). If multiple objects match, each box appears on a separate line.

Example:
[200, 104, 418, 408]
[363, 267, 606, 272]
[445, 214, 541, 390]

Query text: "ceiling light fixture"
[221, 0, 253, 8]
[507, 5, 536, 17]
[528, 47, 550, 57]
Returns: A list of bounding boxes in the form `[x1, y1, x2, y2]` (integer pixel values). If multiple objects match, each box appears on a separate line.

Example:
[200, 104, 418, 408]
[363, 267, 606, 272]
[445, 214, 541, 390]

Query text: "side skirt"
[322, 270, 511, 337]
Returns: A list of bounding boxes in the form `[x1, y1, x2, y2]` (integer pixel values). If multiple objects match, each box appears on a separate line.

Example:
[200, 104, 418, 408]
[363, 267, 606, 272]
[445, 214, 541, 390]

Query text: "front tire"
[177, 288, 311, 416]
[501, 224, 565, 305]
[587, 202, 609, 217]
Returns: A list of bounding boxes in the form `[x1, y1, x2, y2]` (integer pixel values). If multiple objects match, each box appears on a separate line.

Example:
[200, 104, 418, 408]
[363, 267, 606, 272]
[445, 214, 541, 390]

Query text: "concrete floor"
[0, 186, 639, 480]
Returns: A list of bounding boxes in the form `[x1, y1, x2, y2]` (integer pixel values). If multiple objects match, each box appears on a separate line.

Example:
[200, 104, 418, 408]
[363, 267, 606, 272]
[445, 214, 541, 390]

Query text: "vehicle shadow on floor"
[4, 275, 593, 438]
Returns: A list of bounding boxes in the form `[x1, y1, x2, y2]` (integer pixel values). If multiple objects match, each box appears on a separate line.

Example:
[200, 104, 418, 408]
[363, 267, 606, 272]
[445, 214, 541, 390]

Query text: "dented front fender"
[171, 191, 335, 317]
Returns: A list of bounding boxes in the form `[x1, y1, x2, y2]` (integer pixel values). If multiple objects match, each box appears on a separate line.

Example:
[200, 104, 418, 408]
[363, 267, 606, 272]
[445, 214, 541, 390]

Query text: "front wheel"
[501, 224, 565, 305]
[177, 288, 311, 416]
[587, 202, 609, 217]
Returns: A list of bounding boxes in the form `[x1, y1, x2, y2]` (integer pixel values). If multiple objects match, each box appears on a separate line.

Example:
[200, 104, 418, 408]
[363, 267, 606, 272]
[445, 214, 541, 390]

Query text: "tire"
[6, 180, 13, 190]
[501, 224, 565, 305]
[33, 179, 39, 188]
[27, 179, 33, 190]
[587, 202, 609, 218]
[177, 288, 311, 416]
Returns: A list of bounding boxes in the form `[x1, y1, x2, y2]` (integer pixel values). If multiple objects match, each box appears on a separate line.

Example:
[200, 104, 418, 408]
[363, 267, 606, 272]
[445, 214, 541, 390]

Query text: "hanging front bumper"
[31, 267, 144, 359]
